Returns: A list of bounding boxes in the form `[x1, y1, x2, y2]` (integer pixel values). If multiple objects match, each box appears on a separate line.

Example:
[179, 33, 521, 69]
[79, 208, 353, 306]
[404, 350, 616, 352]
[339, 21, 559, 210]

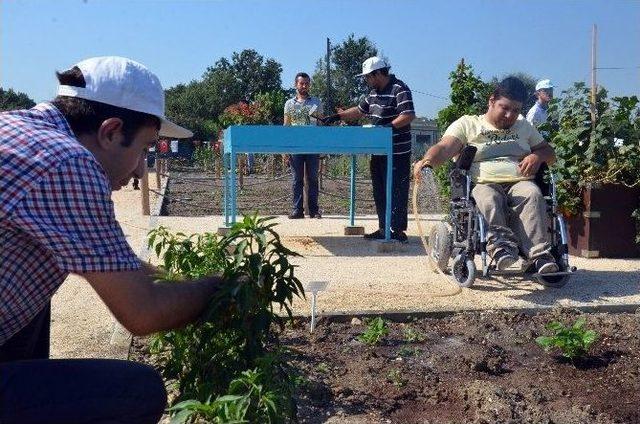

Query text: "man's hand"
[518, 153, 544, 177]
[321, 114, 341, 125]
[413, 159, 433, 182]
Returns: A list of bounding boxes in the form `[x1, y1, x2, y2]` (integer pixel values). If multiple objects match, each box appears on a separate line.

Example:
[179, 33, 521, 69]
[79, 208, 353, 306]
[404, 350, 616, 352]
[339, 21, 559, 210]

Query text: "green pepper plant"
[147, 215, 304, 422]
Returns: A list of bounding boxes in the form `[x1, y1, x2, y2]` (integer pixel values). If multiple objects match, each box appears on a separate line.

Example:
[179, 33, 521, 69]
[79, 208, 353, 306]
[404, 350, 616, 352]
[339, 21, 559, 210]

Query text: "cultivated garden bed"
[130, 212, 639, 423]
[132, 308, 640, 423]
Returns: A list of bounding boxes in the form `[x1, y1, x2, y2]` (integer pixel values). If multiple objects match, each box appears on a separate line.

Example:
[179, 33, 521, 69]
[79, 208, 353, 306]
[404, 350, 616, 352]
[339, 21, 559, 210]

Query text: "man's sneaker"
[364, 229, 385, 240]
[535, 256, 559, 274]
[288, 210, 304, 219]
[310, 212, 322, 219]
[494, 249, 518, 271]
[391, 231, 408, 243]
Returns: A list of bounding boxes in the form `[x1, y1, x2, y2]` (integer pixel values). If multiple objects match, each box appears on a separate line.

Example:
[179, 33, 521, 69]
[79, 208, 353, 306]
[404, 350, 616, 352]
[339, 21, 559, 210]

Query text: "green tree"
[0, 88, 35, 111]
[164, 49, 284, 140]
[434, 60, 492, 201]
[311, 34, 379, 111]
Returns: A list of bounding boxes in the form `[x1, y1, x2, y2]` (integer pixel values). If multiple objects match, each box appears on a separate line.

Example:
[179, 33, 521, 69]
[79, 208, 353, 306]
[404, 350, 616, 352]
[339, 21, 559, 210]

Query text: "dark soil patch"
[160, 163, 443, 217]
[131, 308, 640, 423]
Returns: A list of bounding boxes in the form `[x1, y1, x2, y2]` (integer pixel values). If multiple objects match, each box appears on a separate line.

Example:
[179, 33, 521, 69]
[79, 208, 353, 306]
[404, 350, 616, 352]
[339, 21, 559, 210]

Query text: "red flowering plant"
[219, 101, 262, 127]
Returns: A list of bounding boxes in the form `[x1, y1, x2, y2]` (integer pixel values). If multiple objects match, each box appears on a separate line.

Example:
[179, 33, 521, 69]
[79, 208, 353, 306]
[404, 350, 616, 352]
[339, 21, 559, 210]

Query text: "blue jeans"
[246, 153, 255, 174]
[290, 154, 319, 214]
[0, 359, 167, 424]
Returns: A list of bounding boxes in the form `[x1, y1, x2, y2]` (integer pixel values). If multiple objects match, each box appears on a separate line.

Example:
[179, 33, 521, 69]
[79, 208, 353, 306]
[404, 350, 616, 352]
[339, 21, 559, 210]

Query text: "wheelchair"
[428, 146, 576, 289]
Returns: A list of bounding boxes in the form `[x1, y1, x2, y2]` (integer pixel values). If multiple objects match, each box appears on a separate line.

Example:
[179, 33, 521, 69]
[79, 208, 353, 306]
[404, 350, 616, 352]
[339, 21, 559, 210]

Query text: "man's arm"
[519, 142, 556, 177]
[82, 267, 225, 335]
[391, 113, 415, 129]
[337, 106, 364, 121]
[412, 135, 464, 180]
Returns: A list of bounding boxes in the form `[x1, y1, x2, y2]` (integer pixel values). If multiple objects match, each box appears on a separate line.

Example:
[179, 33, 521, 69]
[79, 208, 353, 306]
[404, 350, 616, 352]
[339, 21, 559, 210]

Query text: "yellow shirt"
[443, 115, 544, 183]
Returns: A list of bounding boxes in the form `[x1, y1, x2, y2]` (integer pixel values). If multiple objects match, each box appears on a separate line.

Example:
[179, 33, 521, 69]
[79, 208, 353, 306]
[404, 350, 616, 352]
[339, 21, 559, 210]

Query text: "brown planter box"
[567, 183, 640, 258]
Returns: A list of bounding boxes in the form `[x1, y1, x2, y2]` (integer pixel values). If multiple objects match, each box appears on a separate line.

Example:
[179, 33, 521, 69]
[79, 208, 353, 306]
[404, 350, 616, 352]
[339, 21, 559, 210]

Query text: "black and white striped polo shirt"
[358, 75, 415, 156]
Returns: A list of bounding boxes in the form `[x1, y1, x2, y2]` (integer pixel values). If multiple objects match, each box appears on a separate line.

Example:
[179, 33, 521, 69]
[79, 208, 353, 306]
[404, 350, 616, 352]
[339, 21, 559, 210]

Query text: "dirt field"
[283, 308, 640, 424]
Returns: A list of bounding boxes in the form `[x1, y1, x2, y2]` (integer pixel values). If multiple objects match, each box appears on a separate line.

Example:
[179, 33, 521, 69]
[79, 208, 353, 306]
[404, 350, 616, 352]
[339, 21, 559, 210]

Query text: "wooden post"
[590, 23, 598, 127]
[155, 160, 161, 189]
[141, 166, 150, 215]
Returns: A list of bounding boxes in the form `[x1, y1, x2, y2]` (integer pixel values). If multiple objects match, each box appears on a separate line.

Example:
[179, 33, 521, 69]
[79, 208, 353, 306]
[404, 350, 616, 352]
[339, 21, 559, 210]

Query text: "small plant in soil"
[398, 346, 422, 357]
[357, 317, 389, 345]
[315, 362, 330, 374]
[147, 215, 304, 423]
[402, 325, 426, 343]
[536, 317, 599, 361]
[386, 368, 407, 387]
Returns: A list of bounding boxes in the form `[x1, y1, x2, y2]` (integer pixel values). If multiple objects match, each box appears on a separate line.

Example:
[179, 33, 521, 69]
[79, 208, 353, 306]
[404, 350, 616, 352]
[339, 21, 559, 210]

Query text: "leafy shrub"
[536, 317, 598, 361]
[357, 317, 389, 345]
[543, 83, 640, 216]
[148, 215, 304, 422]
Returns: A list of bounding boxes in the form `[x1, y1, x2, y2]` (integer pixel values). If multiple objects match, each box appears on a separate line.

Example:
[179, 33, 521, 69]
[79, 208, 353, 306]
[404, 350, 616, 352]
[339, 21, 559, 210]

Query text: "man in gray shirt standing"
[526, 79, 554, 126]
[284, 72, 324, 219]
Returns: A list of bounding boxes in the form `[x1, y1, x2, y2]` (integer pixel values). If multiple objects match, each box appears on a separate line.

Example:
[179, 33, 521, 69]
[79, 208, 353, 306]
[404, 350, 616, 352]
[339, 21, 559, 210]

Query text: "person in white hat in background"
[0, 56, 238, 423]
[526, 79, 554, 126]
[322, 56, 416, 242]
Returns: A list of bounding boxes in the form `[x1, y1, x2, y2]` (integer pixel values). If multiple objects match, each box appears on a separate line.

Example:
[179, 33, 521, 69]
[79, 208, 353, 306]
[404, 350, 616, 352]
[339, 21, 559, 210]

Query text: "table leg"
[349, 155, 356, 226]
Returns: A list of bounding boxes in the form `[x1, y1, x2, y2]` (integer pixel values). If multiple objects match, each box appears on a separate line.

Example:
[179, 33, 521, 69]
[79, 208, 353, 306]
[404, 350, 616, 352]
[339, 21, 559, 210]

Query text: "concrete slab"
[151, 214, 640, 317]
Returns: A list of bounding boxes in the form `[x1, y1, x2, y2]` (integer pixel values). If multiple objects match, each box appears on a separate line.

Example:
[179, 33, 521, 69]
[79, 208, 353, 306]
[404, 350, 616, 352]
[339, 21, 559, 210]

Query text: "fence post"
[141, 165, 150, 215]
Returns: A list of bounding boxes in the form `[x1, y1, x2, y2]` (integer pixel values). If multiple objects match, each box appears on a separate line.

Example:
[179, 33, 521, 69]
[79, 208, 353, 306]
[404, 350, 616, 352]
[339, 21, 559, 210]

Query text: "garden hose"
[412, 173, 462, 297]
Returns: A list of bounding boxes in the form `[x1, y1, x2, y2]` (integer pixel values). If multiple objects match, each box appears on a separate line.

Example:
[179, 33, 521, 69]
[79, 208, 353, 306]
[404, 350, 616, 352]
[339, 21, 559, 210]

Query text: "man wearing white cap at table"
[323, 56, 416, 242]
[0, 56, 238, 423]
[526, 79, 554, 126]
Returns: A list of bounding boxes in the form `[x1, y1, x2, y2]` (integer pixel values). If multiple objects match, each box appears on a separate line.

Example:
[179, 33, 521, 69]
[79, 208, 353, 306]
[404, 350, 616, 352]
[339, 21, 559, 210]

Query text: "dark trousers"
[370, 153, 411, 232]
[290, 154, 319, 214]
[0, 304, 167, 424]
[0, 302, 51, 362]
[0, 359, 167, 424]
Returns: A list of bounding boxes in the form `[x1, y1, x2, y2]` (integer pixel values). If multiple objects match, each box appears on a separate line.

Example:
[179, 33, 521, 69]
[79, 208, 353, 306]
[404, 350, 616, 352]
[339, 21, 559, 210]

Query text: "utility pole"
[591, 24, 598, 126]
[326, 38, 332, 113]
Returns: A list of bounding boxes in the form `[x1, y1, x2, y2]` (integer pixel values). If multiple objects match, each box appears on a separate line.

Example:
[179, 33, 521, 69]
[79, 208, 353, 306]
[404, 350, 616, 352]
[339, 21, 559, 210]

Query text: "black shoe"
[391, 231, 408, 243]
[494, 248, 518, 271]
[310, 212, 322, 219]
[364, 229, 385, 240]
[288, 210, 304, 219]
[535, 255, 559, 274]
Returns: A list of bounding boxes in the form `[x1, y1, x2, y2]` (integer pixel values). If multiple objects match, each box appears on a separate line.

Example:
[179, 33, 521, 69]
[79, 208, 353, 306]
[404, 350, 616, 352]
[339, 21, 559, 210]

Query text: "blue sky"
[2, 0, 638, 118]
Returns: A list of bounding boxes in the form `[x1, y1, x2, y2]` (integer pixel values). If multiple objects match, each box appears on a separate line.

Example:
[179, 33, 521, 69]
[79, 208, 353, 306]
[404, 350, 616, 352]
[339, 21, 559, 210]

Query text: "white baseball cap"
[535, 79, 554, 91]
[356, 56, 390, 77]
[56, 56, 192, 138]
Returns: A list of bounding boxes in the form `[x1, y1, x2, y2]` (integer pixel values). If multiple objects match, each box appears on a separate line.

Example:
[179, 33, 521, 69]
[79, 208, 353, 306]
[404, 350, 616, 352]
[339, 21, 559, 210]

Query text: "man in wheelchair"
[413, 77, 561, 278]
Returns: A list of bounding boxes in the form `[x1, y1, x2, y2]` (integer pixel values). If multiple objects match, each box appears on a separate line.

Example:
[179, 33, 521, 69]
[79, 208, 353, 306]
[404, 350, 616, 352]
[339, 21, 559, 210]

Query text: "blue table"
[222, 125, 394, 241]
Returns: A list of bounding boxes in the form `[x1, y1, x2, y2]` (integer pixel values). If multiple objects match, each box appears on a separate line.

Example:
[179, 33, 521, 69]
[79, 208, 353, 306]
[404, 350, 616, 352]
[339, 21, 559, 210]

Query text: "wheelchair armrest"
[534, 163, 552, 197]
[454, 145, 477, 171]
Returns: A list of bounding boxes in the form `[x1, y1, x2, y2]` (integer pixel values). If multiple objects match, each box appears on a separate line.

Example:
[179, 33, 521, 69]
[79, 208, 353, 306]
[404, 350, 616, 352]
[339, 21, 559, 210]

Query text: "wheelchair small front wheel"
[452, 254, 476, 288]
[536, 274, 570, 289]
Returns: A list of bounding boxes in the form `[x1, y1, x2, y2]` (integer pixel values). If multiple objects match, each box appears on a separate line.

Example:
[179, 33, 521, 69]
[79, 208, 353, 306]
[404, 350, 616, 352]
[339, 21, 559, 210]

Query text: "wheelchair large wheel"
[452, 253, 476, 288]
[428, 222, 452, 273]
